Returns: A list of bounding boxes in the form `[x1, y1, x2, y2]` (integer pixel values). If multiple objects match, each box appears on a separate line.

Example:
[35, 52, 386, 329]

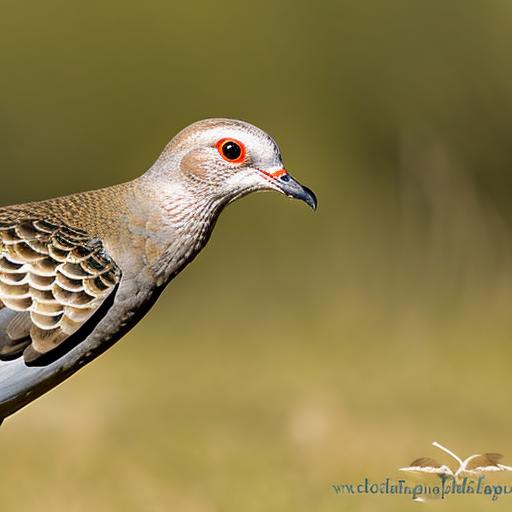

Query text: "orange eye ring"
[216, 138, 246, 163]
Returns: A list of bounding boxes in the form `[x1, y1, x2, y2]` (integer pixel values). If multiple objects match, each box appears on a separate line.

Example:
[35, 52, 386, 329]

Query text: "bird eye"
[216, 138, 246, 163]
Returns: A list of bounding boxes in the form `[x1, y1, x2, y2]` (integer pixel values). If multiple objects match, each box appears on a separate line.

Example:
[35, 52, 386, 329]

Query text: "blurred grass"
[2, 0, 512, 510]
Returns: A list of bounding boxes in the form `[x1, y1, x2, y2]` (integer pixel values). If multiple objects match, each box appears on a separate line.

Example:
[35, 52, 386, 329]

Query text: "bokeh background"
[2, 1, 512, 510]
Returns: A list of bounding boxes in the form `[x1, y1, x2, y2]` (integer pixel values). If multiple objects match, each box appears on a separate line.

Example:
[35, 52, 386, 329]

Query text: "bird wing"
[462, 453, 512, 474]
[399, 457, 453, 476]
[0, 216, 121, 365]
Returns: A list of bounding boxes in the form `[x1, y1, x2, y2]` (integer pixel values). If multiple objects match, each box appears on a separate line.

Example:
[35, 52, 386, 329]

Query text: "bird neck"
[132, 176, 226, 287]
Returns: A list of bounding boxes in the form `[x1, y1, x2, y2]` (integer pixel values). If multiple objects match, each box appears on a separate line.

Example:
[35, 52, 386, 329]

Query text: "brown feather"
[0, 214, 121, 364]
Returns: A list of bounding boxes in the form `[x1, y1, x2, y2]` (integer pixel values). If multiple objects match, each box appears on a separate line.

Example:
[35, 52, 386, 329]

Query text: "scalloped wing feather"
[0, 217, 121, 364]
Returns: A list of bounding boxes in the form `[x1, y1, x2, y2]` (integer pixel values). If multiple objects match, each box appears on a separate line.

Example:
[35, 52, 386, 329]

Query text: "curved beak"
[260, 168, 317, 210]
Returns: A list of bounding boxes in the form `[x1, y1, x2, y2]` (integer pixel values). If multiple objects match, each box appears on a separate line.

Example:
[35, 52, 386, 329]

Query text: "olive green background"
[2, 1, 512, 511]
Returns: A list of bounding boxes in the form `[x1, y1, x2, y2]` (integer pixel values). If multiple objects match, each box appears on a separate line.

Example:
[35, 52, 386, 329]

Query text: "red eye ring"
[216, 138, 246, 163]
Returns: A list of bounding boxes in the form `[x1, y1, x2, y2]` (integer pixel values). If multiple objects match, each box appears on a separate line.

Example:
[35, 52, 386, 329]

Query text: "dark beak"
[262, 169, 317, 210]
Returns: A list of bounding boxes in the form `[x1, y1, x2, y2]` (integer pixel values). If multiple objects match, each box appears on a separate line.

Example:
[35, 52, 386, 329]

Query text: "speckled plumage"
[0, 118, 316, 422]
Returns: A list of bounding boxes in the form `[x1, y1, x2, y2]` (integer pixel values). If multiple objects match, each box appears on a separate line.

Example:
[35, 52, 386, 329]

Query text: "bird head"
[149, 118, 317, 210]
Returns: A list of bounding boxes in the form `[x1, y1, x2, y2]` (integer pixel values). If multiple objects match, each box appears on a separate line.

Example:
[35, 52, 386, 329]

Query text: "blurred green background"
[2, 1, 512, 510]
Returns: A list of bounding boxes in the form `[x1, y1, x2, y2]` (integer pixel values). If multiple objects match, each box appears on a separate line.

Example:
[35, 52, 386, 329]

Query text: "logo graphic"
[400, 441, 512, 481]
[331, 441, 512, 502]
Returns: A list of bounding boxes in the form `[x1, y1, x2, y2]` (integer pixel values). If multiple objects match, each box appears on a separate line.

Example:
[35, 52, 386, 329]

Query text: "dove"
[0, 118, 316, 423]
